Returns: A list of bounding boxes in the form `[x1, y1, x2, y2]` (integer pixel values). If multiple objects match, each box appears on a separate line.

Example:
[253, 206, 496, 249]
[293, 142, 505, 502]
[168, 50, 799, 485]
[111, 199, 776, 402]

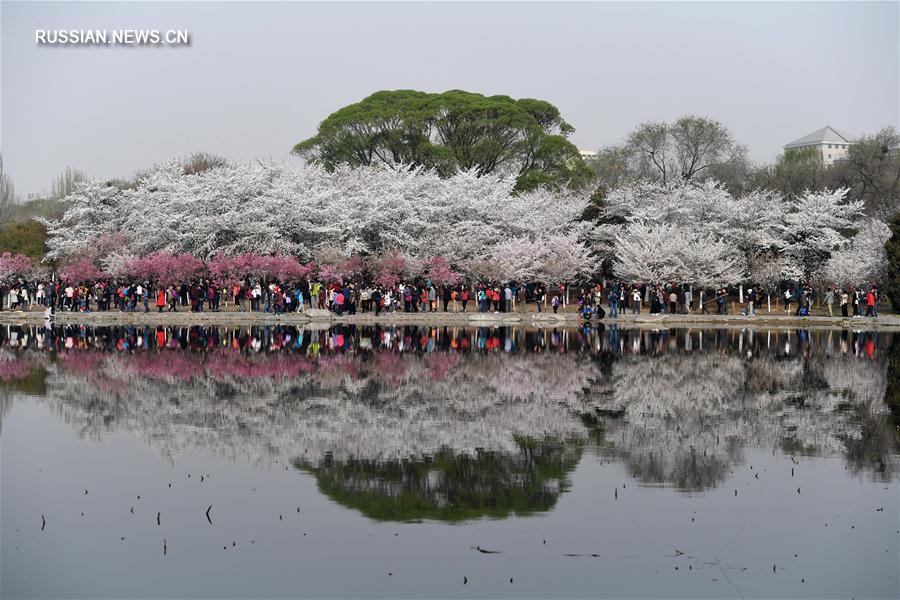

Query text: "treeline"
[0, 153, 226, 261]
[588, 118, 900, 221]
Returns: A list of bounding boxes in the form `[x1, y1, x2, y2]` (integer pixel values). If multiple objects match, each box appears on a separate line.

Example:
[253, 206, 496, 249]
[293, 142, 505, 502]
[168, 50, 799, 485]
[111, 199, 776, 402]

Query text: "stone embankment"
[0, 308, 897, 330]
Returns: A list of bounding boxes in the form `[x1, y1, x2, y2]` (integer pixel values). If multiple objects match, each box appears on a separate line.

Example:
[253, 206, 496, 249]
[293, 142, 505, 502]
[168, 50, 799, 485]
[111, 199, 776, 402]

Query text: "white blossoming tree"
[823, 218, 891, 288]
[43, 160, 593, 283]
[599, 180, 785, 287]
[777, 188, 864, 281]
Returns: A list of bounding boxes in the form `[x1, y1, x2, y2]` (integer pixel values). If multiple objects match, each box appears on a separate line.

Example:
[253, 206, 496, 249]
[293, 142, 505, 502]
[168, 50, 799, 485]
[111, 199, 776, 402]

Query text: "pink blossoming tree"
[0, 253, 33, 283]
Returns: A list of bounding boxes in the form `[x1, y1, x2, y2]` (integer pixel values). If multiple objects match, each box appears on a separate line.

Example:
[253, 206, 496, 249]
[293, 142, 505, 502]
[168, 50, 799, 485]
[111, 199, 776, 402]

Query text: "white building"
[579, 149, 598, 161]
[783, 125, 855, 165]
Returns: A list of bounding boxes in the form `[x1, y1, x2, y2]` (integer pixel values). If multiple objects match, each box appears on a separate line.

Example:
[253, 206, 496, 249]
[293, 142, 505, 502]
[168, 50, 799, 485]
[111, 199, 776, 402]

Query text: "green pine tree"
[887, 214, 900, 312]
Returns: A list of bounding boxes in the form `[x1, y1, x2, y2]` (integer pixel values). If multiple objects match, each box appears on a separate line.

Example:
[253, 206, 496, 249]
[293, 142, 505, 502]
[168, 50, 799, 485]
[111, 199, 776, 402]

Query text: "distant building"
[579, 149, 598, 161]
[783, 126, 855, 165]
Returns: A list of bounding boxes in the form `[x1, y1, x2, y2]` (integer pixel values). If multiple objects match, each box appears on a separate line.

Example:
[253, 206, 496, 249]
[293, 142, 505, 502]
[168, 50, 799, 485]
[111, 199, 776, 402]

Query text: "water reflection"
[0, 324, 897, 520]
[295, 440, 582, 522]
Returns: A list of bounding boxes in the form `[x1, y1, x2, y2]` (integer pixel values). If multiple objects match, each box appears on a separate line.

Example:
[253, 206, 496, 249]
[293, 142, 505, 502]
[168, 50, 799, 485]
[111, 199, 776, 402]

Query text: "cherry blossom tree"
[422, 256, 461, 286]
[128, 252, 205, 285]
[823, 219, 891, 288]
[373, 250, 412, 288]
[60, 259, 108, 283]
[611, 224, 681, 284]
[777, 188, 864, 281]
[43, 160, 592, 283]
[599, 180, 784, 285]
[0, 253, 33, 283]
[674, 233, 744, 288]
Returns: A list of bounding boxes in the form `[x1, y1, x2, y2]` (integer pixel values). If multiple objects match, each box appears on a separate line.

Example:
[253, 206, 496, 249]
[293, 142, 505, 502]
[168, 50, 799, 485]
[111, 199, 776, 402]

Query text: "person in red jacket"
[866, 287, 877, 317]
[156, 287, 166, 313]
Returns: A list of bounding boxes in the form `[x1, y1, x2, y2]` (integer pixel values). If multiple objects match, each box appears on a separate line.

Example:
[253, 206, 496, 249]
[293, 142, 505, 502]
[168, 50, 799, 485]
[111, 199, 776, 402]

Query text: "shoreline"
[0, 308, 896, 330]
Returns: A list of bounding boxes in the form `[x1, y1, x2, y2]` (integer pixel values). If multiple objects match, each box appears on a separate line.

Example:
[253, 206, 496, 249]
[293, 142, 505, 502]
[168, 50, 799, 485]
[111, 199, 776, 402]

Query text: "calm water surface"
[1, 324, 898, 599]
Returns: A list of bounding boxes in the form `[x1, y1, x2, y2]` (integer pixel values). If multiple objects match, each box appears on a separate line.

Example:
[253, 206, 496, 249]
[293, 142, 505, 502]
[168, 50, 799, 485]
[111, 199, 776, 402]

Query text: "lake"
[1, 324, 898, 599]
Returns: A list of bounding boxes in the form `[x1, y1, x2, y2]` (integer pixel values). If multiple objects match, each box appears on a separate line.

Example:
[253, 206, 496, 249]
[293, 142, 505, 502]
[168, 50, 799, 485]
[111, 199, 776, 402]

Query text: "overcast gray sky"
[2, 1, 898, 196]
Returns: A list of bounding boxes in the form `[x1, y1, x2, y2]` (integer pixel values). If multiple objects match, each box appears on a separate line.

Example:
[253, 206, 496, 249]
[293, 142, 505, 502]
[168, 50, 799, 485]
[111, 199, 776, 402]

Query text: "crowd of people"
[0, 276, 883, 319]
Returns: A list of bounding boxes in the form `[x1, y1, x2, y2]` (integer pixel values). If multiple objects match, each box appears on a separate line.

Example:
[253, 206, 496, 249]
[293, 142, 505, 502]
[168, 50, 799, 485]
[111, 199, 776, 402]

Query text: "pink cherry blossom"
[0, 253, 33, 282]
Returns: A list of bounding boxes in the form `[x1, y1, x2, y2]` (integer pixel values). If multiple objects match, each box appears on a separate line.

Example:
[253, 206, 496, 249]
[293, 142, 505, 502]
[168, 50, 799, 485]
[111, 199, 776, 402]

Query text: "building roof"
[784, 125, 855, 149]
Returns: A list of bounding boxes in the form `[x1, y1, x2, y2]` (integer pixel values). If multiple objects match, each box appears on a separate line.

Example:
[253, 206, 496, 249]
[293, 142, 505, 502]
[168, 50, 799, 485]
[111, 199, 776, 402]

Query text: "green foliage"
[748, 147, 831, 200]
[885, 335, 900, 429]
[886, 213, 900, 312]
[0, 220, 48, 261]
[294, 438, 582, 522]
[0, 194, 68, 263]
[0, 366, 47, 396]
[294, 89, 593, 193]
[843, 127, 900, 220]
[6, 196, 68, 221]
[749, 127, 900, 217]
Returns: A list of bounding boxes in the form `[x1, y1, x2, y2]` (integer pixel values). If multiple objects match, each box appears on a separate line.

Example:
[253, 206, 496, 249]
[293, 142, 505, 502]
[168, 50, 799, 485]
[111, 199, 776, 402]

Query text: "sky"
[2, 1, 898, 196]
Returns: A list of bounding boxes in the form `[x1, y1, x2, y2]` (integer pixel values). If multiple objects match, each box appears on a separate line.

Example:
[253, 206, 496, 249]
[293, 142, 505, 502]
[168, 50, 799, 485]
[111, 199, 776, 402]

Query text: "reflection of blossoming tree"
[1, 327, 895, 501]
[589, 346, 894, 489]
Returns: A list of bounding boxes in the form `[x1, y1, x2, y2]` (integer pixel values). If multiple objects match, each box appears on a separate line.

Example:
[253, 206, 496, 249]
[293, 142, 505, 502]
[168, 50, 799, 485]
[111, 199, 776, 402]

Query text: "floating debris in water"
[471, 545, 501, 554]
